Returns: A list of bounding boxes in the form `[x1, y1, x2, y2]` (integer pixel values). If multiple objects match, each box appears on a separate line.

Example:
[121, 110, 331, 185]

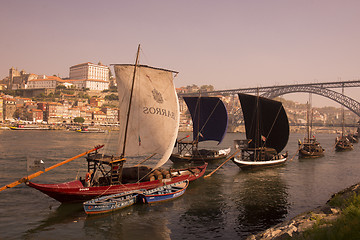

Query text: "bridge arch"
[261, 85, 360, 117]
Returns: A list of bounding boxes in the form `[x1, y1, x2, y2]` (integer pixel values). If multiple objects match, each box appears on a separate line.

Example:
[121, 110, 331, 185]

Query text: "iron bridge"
[179, 80, 360, 117]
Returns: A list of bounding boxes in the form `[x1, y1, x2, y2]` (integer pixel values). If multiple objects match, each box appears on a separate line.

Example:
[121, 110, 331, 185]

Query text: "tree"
[73, 117, 85, 123]
[56, 85, 67, 90]
[105, 93, 119, 101]
[200, 85, 214, 92]
[109, 86, 118, 92]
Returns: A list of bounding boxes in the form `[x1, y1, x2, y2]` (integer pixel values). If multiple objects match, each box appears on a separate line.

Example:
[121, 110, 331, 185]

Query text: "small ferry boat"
[10, 124, 51, 130]
[76, 126, 105, 133]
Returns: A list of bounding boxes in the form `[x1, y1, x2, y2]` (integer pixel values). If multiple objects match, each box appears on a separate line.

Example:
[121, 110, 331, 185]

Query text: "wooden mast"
[255, 87, 260, 160]
[306, 93, 311, 142]
[341, 85, 345, 138]
[195, 92, 201, 149]
[121, 44, 140, 158]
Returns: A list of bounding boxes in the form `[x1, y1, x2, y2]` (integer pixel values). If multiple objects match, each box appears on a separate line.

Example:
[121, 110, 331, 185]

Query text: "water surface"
[0, 130, 359, 239]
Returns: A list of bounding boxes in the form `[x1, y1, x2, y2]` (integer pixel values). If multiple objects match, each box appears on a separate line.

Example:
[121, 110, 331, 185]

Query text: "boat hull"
[76, 130, 105, 133]
[27, 164, 207, 203]
[335, 137, 353, 152]
[335, 145, 353, 152]
[83, 191, 139, 215]
[10, 127, 51, 130]
[298, 148, 324, 158]
[169, 148, 230, 163]
[138, 180, 188, 204]
[232, 156, 287, 170]
[298, 151, 324, 158]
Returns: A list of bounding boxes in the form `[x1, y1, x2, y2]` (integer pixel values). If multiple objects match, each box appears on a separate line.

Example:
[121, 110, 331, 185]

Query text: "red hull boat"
[27, 163, 207, 203]
[27, 47, 203, 203]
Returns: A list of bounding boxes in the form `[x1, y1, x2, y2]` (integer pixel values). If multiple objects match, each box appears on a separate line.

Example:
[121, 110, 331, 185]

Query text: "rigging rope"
[262, 105, 283, 149]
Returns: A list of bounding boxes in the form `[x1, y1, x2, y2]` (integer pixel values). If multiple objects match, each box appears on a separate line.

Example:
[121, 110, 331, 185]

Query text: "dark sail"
[184, 97, 228, 144]
[238, 93, 289, 153]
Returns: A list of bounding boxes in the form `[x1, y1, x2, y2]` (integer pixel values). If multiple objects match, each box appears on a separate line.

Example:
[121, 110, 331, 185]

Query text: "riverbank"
[0, 123, 120, 131]
[246, 182, 360, 239]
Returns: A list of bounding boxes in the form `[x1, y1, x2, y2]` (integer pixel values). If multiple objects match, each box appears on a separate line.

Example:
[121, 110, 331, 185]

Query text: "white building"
[27, 76, 62, 89]
[69, 62, 110, 81]
[69, 79, 109, 91]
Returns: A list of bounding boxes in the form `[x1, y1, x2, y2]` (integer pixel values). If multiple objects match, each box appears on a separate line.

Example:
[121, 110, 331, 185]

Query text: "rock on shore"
[246, 182, 360, 240]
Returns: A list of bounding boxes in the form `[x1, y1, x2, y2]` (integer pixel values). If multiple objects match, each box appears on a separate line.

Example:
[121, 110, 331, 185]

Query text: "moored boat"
[232, 93, 289, 169]
[170, 96, 230, 163]
[27, 160, 207, 203]
[346, 133, 358, 143]
[76, 126, 105, 133]
[298, 95, 324, 158]
[335, 87, 353, 152]
[298, 139, 325, 158]
[170, 147, 231, 163]
[83, 190, 140, 215]
[10, 124, 51, 130]
[27, 45, 208, 203]
[138, 180, 189, 204]
[335, 136, 353, 152]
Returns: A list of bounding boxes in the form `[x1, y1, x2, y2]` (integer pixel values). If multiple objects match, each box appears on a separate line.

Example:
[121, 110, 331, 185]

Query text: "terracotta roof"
[3, 97, 15, 101]
[67, 79, 109, 83]
[15, 97, 32, 101]
[93, 111, 106, 115]
[47, 102, 62, 106]
[28, 79, 55, 82]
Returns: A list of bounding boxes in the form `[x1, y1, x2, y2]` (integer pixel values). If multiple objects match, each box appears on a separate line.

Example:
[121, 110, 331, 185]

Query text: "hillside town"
[0, 62, 358, 133]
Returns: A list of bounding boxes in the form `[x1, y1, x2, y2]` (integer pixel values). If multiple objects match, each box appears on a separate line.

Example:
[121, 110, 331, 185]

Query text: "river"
[0, 130, 359, 239]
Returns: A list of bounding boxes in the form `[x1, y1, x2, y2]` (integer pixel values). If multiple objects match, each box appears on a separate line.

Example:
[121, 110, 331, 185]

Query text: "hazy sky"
[1, 0, 359, 107]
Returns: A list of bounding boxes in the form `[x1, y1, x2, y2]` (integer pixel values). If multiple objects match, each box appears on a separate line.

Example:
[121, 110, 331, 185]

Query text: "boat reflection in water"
[84, 202, 172, 239]
[175, 173, 227, 239]
[23, 203, 84, 239]
[234, 168, 289, 234]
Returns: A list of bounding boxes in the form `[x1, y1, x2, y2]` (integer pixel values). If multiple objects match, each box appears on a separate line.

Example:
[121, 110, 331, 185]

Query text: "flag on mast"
[27, 158, 45, 172]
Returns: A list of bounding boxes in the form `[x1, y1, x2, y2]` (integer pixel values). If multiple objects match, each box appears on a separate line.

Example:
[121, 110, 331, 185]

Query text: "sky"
[1, 0, 359, 107]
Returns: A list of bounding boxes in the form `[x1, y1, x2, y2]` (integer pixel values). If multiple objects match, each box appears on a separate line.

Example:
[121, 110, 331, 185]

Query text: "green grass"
[296, 193, 360, 240]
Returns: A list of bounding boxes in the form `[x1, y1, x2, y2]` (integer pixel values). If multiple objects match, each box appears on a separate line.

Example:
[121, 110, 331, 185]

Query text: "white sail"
[114, 64, 179, 169]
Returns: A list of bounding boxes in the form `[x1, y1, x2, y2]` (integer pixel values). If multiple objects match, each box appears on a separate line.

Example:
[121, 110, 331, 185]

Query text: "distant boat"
[232, 93, 289, 169]
[335, 87, 353, 152]
[83, 190, 140, 215]
[298, 138, 325, 158]
[170, 96, 230, 163]
[10, 124, 51, 130]
[346, 133, 358, 143]
[335, 136, 353, 151]
[298, 94, 325, 158]
[138, 180, 189, 204]
[76, 126, 105, 133]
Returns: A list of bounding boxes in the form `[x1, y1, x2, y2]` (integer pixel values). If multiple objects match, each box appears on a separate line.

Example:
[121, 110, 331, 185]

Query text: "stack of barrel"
[149, 169, 171, 181]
